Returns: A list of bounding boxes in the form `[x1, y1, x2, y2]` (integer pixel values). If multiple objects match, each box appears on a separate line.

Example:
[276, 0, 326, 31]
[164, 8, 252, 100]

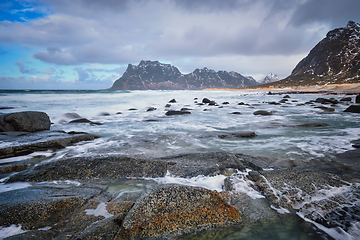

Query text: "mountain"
[109, 60, 258, 90]
[258, 73, 280, 84]
[272, 21, 360, 87]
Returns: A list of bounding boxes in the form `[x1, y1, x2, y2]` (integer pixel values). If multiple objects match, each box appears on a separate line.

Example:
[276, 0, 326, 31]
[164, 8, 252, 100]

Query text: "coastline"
[203, 83, 360, 94]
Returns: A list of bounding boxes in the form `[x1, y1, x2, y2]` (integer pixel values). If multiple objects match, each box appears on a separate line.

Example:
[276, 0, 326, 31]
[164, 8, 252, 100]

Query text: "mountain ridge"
[109, 60, 258, 90]
[268, 21, 360, 87]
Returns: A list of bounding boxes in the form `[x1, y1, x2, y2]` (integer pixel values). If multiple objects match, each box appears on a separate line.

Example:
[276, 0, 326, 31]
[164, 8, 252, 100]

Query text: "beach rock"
[0, 111, 50, 132]
[208, 100, 217, 106]
[344, 105, 360, 113]
[315, 98, 338, 104]
[165, 110, 191, 116]
[253, 110, 273, 116]
[117, 184, 241, 239]
[314, 106, 335, 112]
[340, 97, 352, 102]
[218, 132, 257, 139]
[146, 107, 157, 111]
[64, 112, 81, 119]
[297, 123, 330, 127]
[69, 118, 103, 125]
[351, 139, 360, 148]
[7, 155, 168, 182]
[169, 99, 177, 103]
[0, 131, 99, 159]
[98, 112, 110, 116]
[356, 94, 360, 103]
[202, 98, 211, 104]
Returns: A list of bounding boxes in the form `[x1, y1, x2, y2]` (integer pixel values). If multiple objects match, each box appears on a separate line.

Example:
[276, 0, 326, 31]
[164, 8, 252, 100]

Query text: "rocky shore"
[1, 90, 360, 239]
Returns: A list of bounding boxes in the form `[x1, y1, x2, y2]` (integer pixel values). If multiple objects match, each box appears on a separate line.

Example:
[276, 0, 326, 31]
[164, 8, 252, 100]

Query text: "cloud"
[1, 0, 360, 82]
[16, 60, 38, 74]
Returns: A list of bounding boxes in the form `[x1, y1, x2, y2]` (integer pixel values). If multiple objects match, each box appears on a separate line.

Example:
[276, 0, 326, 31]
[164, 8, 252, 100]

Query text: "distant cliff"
[109, 60, 258, 90]
[272, 21, 360, 87]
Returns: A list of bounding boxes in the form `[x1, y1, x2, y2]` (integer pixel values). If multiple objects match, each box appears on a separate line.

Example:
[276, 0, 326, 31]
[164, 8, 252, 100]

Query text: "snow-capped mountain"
[277, 21, 360, 86]
[110, 60, 258, 90]
[258, 73, 280, 84]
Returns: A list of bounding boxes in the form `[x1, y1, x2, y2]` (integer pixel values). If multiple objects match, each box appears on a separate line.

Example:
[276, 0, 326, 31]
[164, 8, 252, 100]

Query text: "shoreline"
[203, 83, 360, 94]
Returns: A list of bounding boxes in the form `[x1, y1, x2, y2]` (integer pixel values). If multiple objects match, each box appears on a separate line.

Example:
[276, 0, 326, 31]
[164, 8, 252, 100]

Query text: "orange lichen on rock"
[116, 184, 241, 239]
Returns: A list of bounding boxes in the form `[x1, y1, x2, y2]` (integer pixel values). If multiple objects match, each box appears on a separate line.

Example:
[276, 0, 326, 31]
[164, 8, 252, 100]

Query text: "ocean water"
[1, 89, 360, 239]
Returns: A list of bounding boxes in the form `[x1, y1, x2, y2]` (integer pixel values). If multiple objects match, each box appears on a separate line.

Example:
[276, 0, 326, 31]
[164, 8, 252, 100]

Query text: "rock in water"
[0, 111, 50, 132]
[356, 94, 360, 103]
[344, 105, 360, 113]
[165, 110, 191, 116]
[118, 184, 241, 239]
[253, 110, 272, 116]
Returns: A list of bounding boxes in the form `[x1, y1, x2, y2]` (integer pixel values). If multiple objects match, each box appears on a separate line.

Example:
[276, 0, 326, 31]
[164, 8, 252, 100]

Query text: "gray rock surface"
[0, 111, 50, 132]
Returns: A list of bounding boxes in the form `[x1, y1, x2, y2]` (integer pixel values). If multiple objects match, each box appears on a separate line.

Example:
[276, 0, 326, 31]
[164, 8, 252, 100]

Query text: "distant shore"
[204, 83, 360, 94]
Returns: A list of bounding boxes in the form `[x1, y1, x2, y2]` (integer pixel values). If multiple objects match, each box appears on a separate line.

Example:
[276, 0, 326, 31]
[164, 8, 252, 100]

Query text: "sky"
[0, 0, 360, 90]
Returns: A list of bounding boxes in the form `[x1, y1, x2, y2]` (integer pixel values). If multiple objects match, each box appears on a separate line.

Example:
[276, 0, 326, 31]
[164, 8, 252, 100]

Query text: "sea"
[1, 89, 360, 239]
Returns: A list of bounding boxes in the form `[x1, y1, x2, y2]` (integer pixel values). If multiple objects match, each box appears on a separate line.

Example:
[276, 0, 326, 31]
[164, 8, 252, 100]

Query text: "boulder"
[315, 98, 338, 104]
[253, 110, 272, 116]
[344, 105, 360, 113]
[297, 123, 330, 128]
[0, 111, 50, 132]
[208, 100, 217, 106]
[118, 184, 241, 239]
[165, 110, 191, 116]
[69, 118, 103, 125]
[202, 98, 211, 104]
[64, 112, 81, 119]
[340, 97, 352, 102]
[314, 106, 335, 112]
[146, 107, 157, 112]
[218, 132, 257, 139]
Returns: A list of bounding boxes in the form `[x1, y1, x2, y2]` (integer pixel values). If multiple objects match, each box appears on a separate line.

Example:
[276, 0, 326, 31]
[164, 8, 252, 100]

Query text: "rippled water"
[1, 89, 360, 239]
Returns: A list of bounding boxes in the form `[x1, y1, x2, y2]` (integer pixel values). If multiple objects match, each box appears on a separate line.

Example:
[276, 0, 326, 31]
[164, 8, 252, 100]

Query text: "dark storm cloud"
[289, 0, 360, 29]
[2, 0, 360, 80]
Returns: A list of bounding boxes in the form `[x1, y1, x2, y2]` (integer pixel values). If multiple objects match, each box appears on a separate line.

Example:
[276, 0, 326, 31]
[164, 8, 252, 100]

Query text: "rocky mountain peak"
[259, 73, 280, 84]
[110, 60, 258, 90]
[276, 21, 360, 86]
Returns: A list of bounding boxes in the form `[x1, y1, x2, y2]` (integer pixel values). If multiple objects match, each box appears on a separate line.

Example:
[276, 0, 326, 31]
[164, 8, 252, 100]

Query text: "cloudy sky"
[1, 0, 359, 89]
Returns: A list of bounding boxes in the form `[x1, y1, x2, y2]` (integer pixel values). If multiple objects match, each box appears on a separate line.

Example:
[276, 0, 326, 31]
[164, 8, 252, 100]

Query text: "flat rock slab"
[0, 185, 104, 230]
[0, 131, 99, 159]
[7, 155, 168, 182]
[118, 184, 241, 239]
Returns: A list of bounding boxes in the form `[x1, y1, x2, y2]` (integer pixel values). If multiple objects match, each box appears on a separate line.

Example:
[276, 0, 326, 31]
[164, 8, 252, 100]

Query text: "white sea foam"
[151, 172, 226, 192]
[231, 174, 265, 199]
[85, 202, 113, 219]
[0, 151, 53, 164]
[0, 224, 27, 239]
[0, 182, 32, 193]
